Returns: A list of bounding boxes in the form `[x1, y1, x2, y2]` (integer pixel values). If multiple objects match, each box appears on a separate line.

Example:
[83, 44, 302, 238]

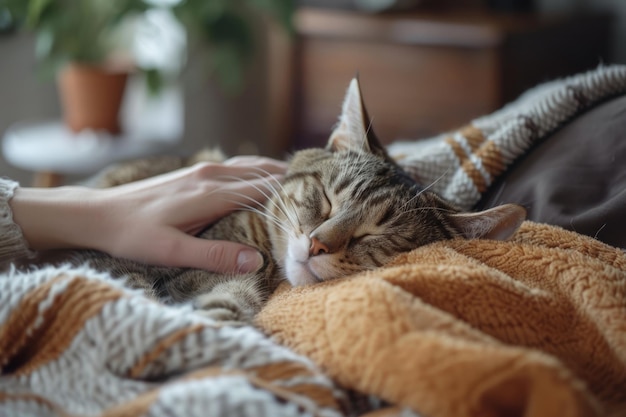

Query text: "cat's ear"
[448, 204, 526, 240]
[327, 77, 387, 157]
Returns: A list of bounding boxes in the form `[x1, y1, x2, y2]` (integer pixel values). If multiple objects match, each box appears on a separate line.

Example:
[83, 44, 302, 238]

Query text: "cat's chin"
[284, 255, 345, 286]
[284, 259, 322, 286]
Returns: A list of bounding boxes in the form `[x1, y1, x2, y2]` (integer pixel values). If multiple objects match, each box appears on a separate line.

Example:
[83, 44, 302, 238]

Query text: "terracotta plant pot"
[57, 63, 129, 135]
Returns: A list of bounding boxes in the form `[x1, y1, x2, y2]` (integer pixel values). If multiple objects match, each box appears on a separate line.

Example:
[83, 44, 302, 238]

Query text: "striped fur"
[63, 78, 525, 324]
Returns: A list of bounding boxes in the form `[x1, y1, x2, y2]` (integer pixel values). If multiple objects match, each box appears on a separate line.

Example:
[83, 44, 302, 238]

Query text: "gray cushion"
[476, 94, 626, 248]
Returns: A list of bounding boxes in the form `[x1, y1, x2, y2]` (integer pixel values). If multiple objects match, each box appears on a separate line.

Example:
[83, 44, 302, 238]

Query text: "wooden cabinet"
[289, 7, 612, 149]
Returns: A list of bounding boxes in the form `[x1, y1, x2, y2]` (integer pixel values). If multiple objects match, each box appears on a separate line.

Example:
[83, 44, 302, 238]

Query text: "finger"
[187, 162, 285, 186]
[159, 231, 264, 274]
[215, 175, 285, 212]
[167, 175, 284, 233]
[223, 156, 288, 175]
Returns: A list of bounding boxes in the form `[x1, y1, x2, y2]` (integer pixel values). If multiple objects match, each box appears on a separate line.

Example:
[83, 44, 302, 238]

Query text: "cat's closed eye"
[320, 189, 332, 219]
[348, 234, 370, 247]
[348, 225, 384, 247]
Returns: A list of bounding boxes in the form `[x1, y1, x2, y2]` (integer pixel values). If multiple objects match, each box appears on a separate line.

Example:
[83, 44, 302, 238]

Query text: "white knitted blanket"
[0, 264, 350, 417]
[388, 64, 626, 210]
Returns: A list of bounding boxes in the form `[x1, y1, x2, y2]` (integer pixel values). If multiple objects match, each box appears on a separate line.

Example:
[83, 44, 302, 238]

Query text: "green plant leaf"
[144, 67, 164, 95]
[3, 0, 295, 94]
[26, 0, 52, 27]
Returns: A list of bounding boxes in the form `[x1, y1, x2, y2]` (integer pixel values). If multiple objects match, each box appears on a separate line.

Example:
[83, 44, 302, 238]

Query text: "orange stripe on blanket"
[459, 141, 505, 194]
[460, 125, 486, 151]
[445, 126, 502, 193]
[0, 392, 70, 416]
[129, 323, 205, 378]
[185, 361, 344, 413]
[282, 383, 345, 411]
[444, 136, 469, 165]
[461, 160, 488, 193]
[102, 367, 231, 417]
[245, 368, 346, 415]
[445, 130, 489, 193]
[477, 141, 506, 180]
[110, 364, 345, 417]
[0, 275, 125, 376]
[249, 361, 342, 409]
[249, 360, 315, 381]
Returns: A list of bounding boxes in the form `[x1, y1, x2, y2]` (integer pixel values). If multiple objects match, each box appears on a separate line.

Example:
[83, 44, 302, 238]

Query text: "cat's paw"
[193, 294, 252, 325]
[195, 307, 245, 325]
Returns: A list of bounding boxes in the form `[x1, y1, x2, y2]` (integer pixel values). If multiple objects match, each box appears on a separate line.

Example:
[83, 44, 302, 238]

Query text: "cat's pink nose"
[310, 237, 330, 256]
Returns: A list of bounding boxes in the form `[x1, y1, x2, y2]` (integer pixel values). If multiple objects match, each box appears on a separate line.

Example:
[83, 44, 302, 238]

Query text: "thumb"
[163, 232, 265, 274]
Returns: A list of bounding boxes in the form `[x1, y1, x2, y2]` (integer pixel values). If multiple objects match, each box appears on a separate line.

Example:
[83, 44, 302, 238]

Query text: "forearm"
[10, 186, 104, 252]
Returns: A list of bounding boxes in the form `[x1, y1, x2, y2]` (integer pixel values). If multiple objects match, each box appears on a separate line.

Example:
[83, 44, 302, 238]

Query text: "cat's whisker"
[235, 169, 300, 227]
[248, 167, 304, 228]
[218, 186, 284, 221]
[391, 170, 452, 226]
[217, 173, 282, 202]
[225, 199, 292, 236]
[387, 205, 458, 227]
[400, 206, 458, 216]
[217, 174, 297, 228]
[220, 188, 275, 213]
[279, 200, 301, 232]
[419, 168, 450, 195]
[237, 171, 301, 231]
[217, 165, 287, 196]
[221, 191, 286, 226]
[398, 168, 452, 214]
[219, 166, 286, 192]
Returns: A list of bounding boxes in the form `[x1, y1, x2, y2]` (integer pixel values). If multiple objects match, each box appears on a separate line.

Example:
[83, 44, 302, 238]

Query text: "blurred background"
[0, 0, 622, 186]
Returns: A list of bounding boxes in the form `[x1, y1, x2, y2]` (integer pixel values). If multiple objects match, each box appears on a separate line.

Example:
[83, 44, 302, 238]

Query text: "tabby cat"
[69, 78, 526, 324]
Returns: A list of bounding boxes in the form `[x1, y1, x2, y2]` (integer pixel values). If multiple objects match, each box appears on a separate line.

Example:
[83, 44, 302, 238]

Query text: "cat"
[67, 77, 526, 324]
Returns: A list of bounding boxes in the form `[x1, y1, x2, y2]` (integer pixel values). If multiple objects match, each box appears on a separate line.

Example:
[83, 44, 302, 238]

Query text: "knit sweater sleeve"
[0, 178, 35, 265]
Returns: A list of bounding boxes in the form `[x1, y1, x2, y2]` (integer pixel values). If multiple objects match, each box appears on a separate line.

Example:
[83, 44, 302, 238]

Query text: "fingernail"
[237, 250, 264, 273]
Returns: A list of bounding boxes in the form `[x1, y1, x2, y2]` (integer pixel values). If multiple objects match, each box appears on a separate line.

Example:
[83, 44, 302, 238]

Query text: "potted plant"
[1, 0, 294, 134]
[2, 0, 152, 134]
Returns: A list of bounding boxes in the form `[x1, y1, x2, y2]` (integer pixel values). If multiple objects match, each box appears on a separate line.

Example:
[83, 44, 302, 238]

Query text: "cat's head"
[268, 78, 526, 286]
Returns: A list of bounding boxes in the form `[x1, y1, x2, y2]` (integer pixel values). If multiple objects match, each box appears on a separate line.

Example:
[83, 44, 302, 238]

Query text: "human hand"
[11, 156, 287, 273]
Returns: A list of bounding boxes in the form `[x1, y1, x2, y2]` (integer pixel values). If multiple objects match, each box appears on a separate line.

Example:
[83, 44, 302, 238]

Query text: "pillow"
[475, 94, 626, 248]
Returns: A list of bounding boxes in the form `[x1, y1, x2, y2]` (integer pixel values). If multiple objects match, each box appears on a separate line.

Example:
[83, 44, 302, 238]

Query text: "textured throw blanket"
[2, 65, 626, 417]
[4, 225, 624, 417]
[0, 265, 349, 417]
[257, 221, 626, 417]
[387, 64, 626, 211]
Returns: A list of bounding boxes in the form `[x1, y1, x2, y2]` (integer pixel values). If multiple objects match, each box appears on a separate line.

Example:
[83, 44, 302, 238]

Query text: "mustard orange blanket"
[257, 222, 626, 417]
